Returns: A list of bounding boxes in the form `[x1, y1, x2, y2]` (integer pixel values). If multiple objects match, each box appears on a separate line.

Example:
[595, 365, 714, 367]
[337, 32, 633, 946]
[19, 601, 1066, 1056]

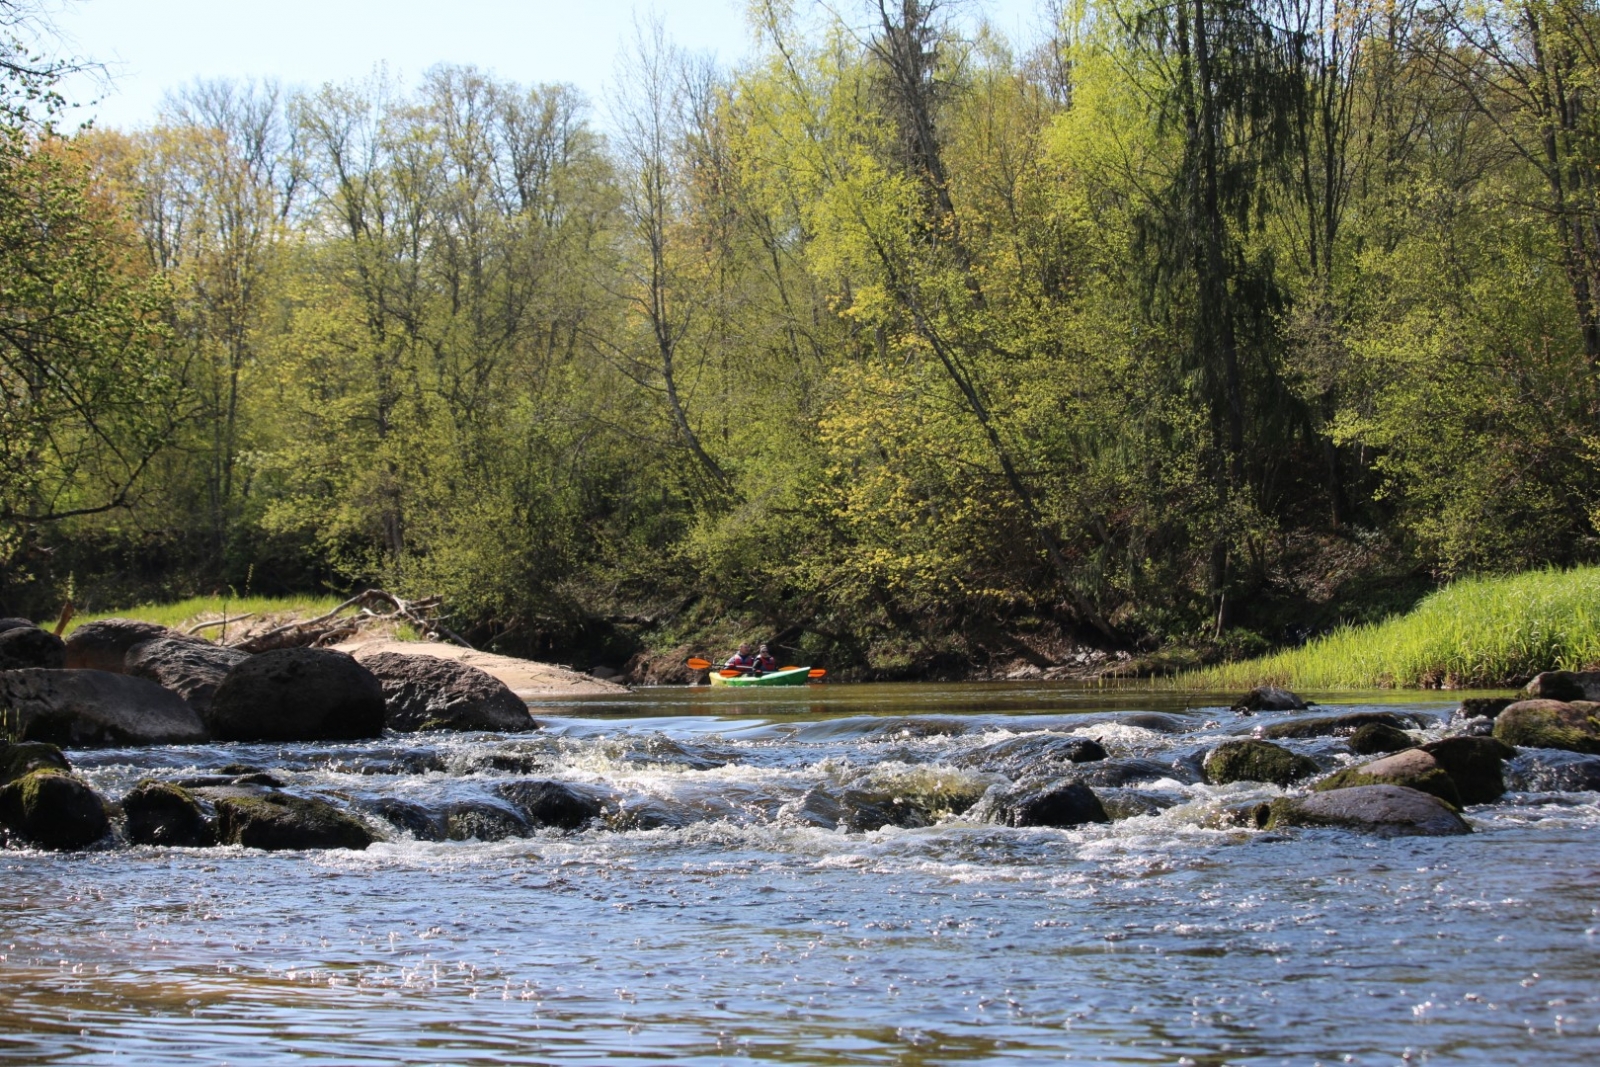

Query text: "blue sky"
[46, 0, 1051, 130]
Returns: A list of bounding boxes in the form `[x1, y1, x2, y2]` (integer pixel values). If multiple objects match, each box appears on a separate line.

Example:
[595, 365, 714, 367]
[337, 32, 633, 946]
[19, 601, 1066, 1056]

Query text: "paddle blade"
[686, 657, 712, 671]
[808, 669, 827, 679]
[718, 669, 743, 678]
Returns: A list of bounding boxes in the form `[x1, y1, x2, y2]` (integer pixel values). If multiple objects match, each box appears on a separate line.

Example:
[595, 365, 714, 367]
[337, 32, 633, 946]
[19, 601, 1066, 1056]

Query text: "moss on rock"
[0, 769, 110, 850]
[0, 740, 70, 785]
[1493, 700, 1600, 754]
[1348, 723, 1414, 755]
[1203, 740, 1319, 787]
[122, 780, 214, 847]
[201, 788, 376, 851]
[1314, 748, 1462, 808]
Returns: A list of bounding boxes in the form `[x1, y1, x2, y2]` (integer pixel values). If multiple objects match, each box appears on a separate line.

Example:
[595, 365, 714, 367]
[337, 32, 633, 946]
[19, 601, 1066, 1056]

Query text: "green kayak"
[707, 666, 814, 687]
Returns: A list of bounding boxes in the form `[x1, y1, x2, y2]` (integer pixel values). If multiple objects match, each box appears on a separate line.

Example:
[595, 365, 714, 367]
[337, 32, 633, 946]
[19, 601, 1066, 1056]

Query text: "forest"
[2, 0, 1598, 677]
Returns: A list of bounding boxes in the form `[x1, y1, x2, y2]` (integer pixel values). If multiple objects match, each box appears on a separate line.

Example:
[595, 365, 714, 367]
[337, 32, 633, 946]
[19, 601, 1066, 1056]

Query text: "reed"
[1183, 566, 1600, 690]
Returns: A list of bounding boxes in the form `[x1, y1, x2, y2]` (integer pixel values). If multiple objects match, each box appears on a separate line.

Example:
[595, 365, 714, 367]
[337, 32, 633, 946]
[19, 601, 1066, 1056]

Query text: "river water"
[2, 683, 1597, 1065]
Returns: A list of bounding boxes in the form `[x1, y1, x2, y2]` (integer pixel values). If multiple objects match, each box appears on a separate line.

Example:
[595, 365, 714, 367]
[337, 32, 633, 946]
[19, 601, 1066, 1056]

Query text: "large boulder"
[1231, 686, 1308, 712]
[1259, 784, 1471, 837]
[0, 626, 65, 671]
[360, 651, 532, 733]
[1492, 699, 1600, 754]
[207, 648, 386, 742]
[1314, 748, 1461, 808]
[63, 619, 187, 673]
[995, 781, 1110, 828]
[0, 769, 110, 850]
[0, 740, 71, 784]
[1525, 670, 1600, 703]
[0, 617, 37, 634]
[0, 668, 207, 747]
[1419, 736, 1516, 805]
[194, 785, 376, 850]
[1258, 711, 1417, 740]
[125, 637, 250, 715]
[121, 780, 214, 847]
[1203, 739, 1319, 787]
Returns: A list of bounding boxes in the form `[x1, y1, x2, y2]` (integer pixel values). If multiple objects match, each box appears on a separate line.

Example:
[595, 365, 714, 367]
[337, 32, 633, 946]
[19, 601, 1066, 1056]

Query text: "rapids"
[2, 682, 1597, 1064]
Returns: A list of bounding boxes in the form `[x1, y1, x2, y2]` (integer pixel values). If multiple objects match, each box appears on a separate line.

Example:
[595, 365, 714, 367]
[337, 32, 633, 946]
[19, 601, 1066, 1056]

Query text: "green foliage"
[1186, 566, 1600, 690]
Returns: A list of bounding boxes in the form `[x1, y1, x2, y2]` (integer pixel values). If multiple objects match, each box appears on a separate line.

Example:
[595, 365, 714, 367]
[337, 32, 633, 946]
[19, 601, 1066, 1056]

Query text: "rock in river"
[1348, 722, 1414, 755]
[1203, 739, 1319, 787]
[207, 648, 386, 742]
[1260, 784, 1471, 837]
[125, 637, 250, 715]
[0, 769, 110, 850]
[63, 619, 189, 673]
[1524, 670, 1600, 703]
[0, 625, 65, 671]
[996, 781, 1110, 828]
[1231, 686, 1308, 712]
[1258, 711, 1416, 740]
[121, 780, 214, 847]
[193, 785, 376, 850]
[1493, 699, 1600, 754]
[1419, 736, 1516, 805]
[360, 651, 532, 733]
[1314, 748, 1461, 808]
[0, 668, 207, 747]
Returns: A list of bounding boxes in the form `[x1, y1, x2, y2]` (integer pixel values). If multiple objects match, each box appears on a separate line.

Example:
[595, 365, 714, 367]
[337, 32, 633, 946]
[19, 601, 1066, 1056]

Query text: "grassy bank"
[1183, 566, 1600, 690]
[64, 594, 343, 636]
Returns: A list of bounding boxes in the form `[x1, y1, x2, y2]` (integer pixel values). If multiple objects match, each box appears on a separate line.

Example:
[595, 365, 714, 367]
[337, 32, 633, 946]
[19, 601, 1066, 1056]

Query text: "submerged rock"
[1504, 750, 1600, 793]
[1524, 671, 1600, 703]
[1258, 711, 1416, 740]
[195, 785, 376, 850]
[360, 651, 532, 733]
[207, 648, 386, 742]
[369, 798, 447, 841]
[63, 619, 187, 673]
[496, 780, 603, 831]
[1314, 748, 1461, 808]
[1454, 697, 1515, 723]
[0, 668, 207, 747]
[1493, 699, 1600, 754]
[1349, 722, 1415, 755]
[1203, 739, 1319, 787]
[0, 769, 110, 850]
[443, 800, 531, 842]
[0, 626, 65, 671]
[125, 638, 250, 714]
[121, 781, 214, 847]
[1261, 784, 1471, 837]
[1231, 686, 1308, 712]
[955, 733, 1107, 777]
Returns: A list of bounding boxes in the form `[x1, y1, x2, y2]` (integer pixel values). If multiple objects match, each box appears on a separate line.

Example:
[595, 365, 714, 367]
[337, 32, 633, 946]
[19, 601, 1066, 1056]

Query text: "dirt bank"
[332, 639, 629, 699]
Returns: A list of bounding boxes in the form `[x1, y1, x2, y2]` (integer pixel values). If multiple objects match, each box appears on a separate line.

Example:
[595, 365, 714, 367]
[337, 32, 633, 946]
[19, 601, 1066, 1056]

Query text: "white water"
[2, 683, 1597, 1064]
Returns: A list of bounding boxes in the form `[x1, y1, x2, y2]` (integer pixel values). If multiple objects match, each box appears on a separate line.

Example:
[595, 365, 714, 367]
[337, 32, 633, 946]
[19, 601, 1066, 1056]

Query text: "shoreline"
[330, 639, 629, 699]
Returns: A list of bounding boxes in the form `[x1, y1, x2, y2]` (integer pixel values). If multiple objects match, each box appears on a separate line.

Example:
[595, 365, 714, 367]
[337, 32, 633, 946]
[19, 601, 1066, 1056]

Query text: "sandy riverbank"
[331, 639, 629, 699]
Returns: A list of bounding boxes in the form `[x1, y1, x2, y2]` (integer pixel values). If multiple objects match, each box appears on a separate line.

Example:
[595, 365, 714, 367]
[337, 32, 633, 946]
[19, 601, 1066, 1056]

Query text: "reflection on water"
[1, 682, 1596, 1065]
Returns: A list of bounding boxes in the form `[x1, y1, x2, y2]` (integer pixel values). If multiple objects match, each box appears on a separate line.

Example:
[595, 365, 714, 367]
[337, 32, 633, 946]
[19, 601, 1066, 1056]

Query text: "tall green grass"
[63, 594, 343, 635]
[1183, 566, 1600, 691]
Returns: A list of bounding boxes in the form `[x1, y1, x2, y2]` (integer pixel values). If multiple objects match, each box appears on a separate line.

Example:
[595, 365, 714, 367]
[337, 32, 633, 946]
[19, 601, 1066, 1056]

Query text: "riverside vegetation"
[4, 1, 1600, 679]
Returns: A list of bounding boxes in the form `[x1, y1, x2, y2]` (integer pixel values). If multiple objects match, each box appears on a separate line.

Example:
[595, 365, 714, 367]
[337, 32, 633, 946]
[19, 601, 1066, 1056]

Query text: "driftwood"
[187, 613, 256, 635]
[224, 590, 474, 654]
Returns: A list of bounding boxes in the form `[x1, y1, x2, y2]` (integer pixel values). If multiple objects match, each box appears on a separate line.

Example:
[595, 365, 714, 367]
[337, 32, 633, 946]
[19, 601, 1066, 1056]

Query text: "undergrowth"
[1182, 566, 1600, 690]
[65, 595, 343, 636]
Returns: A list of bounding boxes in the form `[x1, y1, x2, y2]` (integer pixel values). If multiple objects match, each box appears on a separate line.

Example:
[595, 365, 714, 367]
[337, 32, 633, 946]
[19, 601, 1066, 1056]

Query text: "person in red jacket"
[725, 643, 756, 671]
[752, 644, 777, 674]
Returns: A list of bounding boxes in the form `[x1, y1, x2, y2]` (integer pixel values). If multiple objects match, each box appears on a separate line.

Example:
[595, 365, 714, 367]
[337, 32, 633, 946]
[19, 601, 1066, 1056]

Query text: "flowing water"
[2, 683, 1598, 1065]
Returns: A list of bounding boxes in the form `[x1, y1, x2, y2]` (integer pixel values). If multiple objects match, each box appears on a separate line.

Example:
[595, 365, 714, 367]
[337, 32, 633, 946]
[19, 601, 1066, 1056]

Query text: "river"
[2, 682, 1597, 1065]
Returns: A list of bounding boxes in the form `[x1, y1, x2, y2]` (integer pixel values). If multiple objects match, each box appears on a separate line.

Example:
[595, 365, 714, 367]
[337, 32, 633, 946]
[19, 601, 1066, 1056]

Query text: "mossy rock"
[199, 787, 376, 851]
[122, 780, 215, 847]
[1314, 748, 1461, 808]
[0, 740, 70, 785]
[1259, 712, 1416, 740]
[1203, 740, 1319, 787]
[1493, 700, 1600, 754]
[0, 769, 110, 850]
[1259, 785, 1470, 837]
[1419, 736, 1516, 805]
[1349, 723, 1414, 756]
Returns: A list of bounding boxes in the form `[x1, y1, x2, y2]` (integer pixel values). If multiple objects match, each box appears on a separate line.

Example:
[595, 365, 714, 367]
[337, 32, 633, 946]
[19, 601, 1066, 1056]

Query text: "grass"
[1181, 565, 1600, 691]
[63, 594, 344, 636]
